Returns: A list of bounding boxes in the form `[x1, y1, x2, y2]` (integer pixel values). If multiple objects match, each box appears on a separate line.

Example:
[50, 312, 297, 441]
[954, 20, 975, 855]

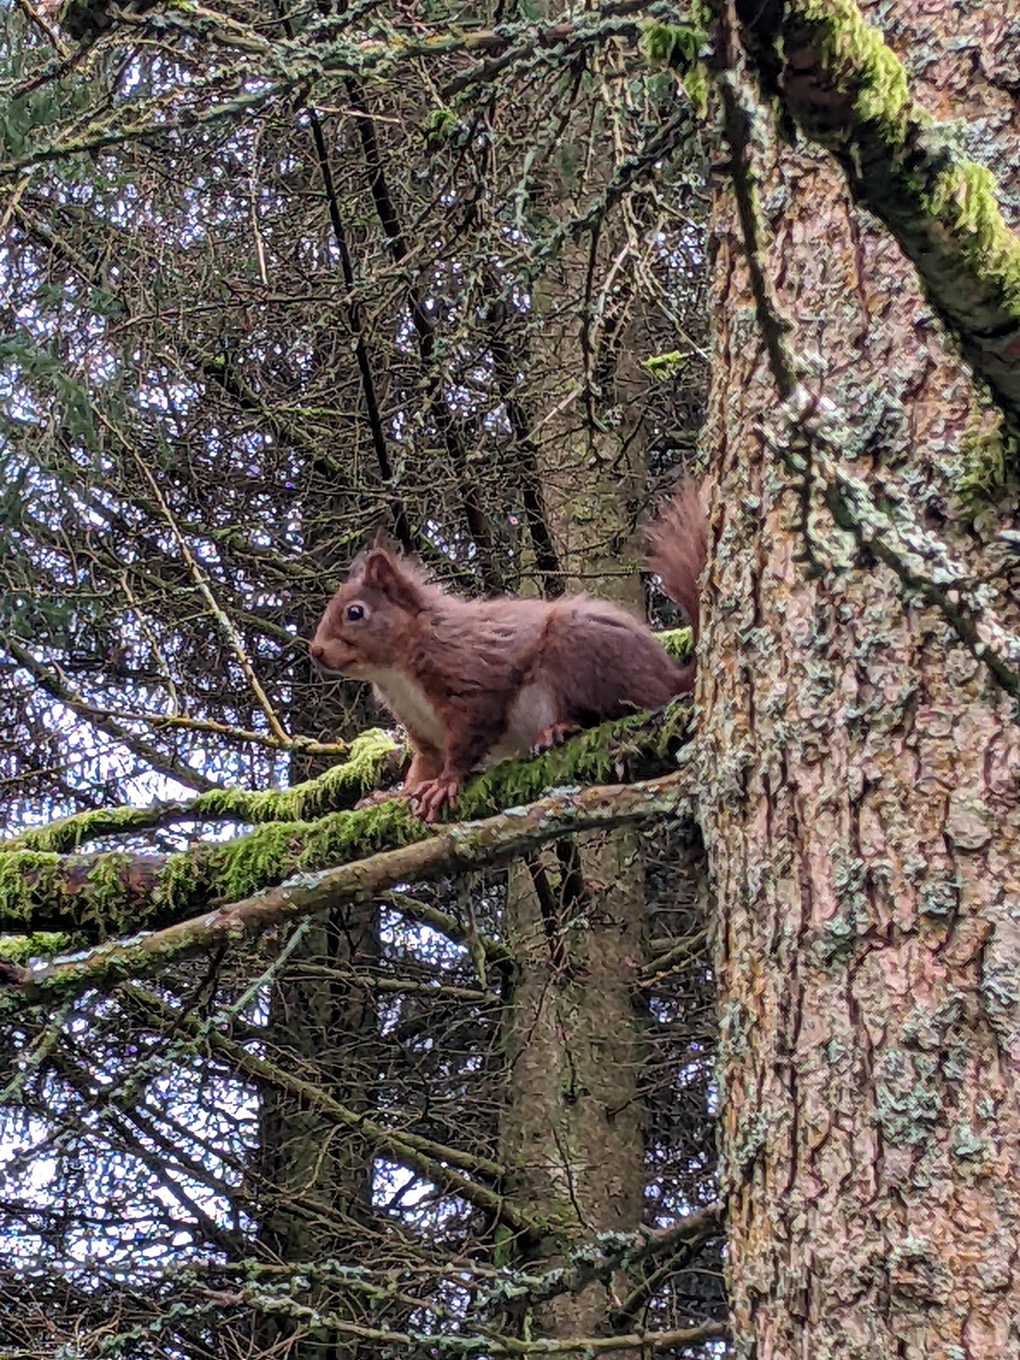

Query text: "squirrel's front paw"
[409, 777, 459, 823]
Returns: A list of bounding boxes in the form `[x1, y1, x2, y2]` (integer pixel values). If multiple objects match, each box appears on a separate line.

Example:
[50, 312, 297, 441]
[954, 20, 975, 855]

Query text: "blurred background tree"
[0, 2, 721, 1356]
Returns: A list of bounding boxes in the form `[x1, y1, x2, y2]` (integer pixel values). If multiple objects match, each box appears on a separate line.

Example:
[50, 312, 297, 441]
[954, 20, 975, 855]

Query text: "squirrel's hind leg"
[530, 720, 582, 754]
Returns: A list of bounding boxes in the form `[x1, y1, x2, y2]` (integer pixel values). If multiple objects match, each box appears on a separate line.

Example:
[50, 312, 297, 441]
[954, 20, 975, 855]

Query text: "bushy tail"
[644, 477, 707, 643]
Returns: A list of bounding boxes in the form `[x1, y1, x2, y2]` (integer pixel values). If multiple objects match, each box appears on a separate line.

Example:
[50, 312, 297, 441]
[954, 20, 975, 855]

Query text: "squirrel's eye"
[345, 604, 365, 622]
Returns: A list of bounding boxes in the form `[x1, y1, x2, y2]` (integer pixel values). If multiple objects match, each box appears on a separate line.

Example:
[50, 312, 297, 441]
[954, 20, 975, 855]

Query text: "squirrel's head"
[309, 549, 428, 678]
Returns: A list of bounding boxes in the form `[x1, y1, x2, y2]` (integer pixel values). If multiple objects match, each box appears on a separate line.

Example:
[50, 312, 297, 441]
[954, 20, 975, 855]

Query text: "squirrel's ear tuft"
[361, 550, 425, 612]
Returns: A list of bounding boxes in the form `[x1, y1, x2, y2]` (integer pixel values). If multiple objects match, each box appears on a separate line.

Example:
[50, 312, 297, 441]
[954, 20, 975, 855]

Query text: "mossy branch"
[736, 0, 1020, 437]
[3, 730, 401, 854]
[0, 770, 696, 1006]
[0, 702, 693, 937]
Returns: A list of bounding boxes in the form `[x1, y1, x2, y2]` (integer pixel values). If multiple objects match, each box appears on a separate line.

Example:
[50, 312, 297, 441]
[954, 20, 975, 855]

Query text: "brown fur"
[309, 481, 706, 821]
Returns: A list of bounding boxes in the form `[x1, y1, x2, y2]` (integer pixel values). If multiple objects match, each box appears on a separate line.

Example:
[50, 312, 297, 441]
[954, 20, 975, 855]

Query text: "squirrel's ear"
[361, 550, 424, 612]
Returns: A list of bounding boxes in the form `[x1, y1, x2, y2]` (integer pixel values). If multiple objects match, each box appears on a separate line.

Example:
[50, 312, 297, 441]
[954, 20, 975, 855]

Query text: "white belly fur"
[485, 683, 557, 765]
[372, 673, 557, 770]
[371, 669, 446, 748]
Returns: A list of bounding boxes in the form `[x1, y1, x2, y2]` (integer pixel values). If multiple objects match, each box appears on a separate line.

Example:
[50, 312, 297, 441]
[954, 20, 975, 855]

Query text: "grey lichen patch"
[886, 1236, 952, 1306]
[872, 1049, 942, 1146]
[944, 791, 992, 851]
[818, 910, 860, 964]
[900, 998, 971, 1085]
[950, 1121, 989, 1162]
[717, 998, 754, 1065]
[831, 850, 869, 909]
[917, 877, 960, 920]
[978, 942, 1020, 1056]
[728, 1110, 770, 1173]
[817, 852, 872, 962]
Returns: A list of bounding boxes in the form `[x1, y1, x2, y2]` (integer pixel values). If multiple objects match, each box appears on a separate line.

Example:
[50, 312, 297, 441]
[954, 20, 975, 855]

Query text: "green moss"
[192, 730, 400, 826]
[0, 852, 62, 925]
[6, 803, 167, 854]
[457, 701, 692, 822]
[5, 730, 402, 854]
[205, 823, 310, 904]
[1, 705, 691, 929]
[659, 625, 693, 663]
[796, 0, 910, 142]
[83, 853, 140, 932]
[292, 730, 401, 820]
[0, 932, 71, 963]
[639, 22, 703, 72]
[638, 22, 708, 116]
[492, 1223, 515, 1270]
[926, 162, 1020, 313]
[151, 851, 206, 916]
[642, 351, 687, 381]
[297, 810, 388, 872]
[956, 400, 1019, 504]
[422, 106, 457, 150]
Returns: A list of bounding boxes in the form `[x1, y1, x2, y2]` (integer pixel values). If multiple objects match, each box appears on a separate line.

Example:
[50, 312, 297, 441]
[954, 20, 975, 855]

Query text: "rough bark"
[703, 1, 1020, 1354]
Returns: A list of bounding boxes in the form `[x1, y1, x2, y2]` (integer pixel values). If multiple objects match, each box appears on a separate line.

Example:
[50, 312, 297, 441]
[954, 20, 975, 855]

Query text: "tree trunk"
[499, 831, 649, 1336]
[702, 1, 1020, 1353]
[496, 96, 659, 1334]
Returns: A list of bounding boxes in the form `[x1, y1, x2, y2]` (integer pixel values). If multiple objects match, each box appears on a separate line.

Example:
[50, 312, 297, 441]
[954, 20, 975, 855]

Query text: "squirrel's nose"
[309, 641, 325, 662]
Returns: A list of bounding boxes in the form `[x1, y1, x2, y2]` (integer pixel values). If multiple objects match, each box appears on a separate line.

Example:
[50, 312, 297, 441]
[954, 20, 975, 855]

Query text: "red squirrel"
[309, 480, 706, 822]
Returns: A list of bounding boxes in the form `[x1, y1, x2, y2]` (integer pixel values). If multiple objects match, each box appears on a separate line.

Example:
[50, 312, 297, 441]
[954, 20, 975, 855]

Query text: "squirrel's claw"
[409, 776, 459, 823]
[530, 720, 581, 755]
